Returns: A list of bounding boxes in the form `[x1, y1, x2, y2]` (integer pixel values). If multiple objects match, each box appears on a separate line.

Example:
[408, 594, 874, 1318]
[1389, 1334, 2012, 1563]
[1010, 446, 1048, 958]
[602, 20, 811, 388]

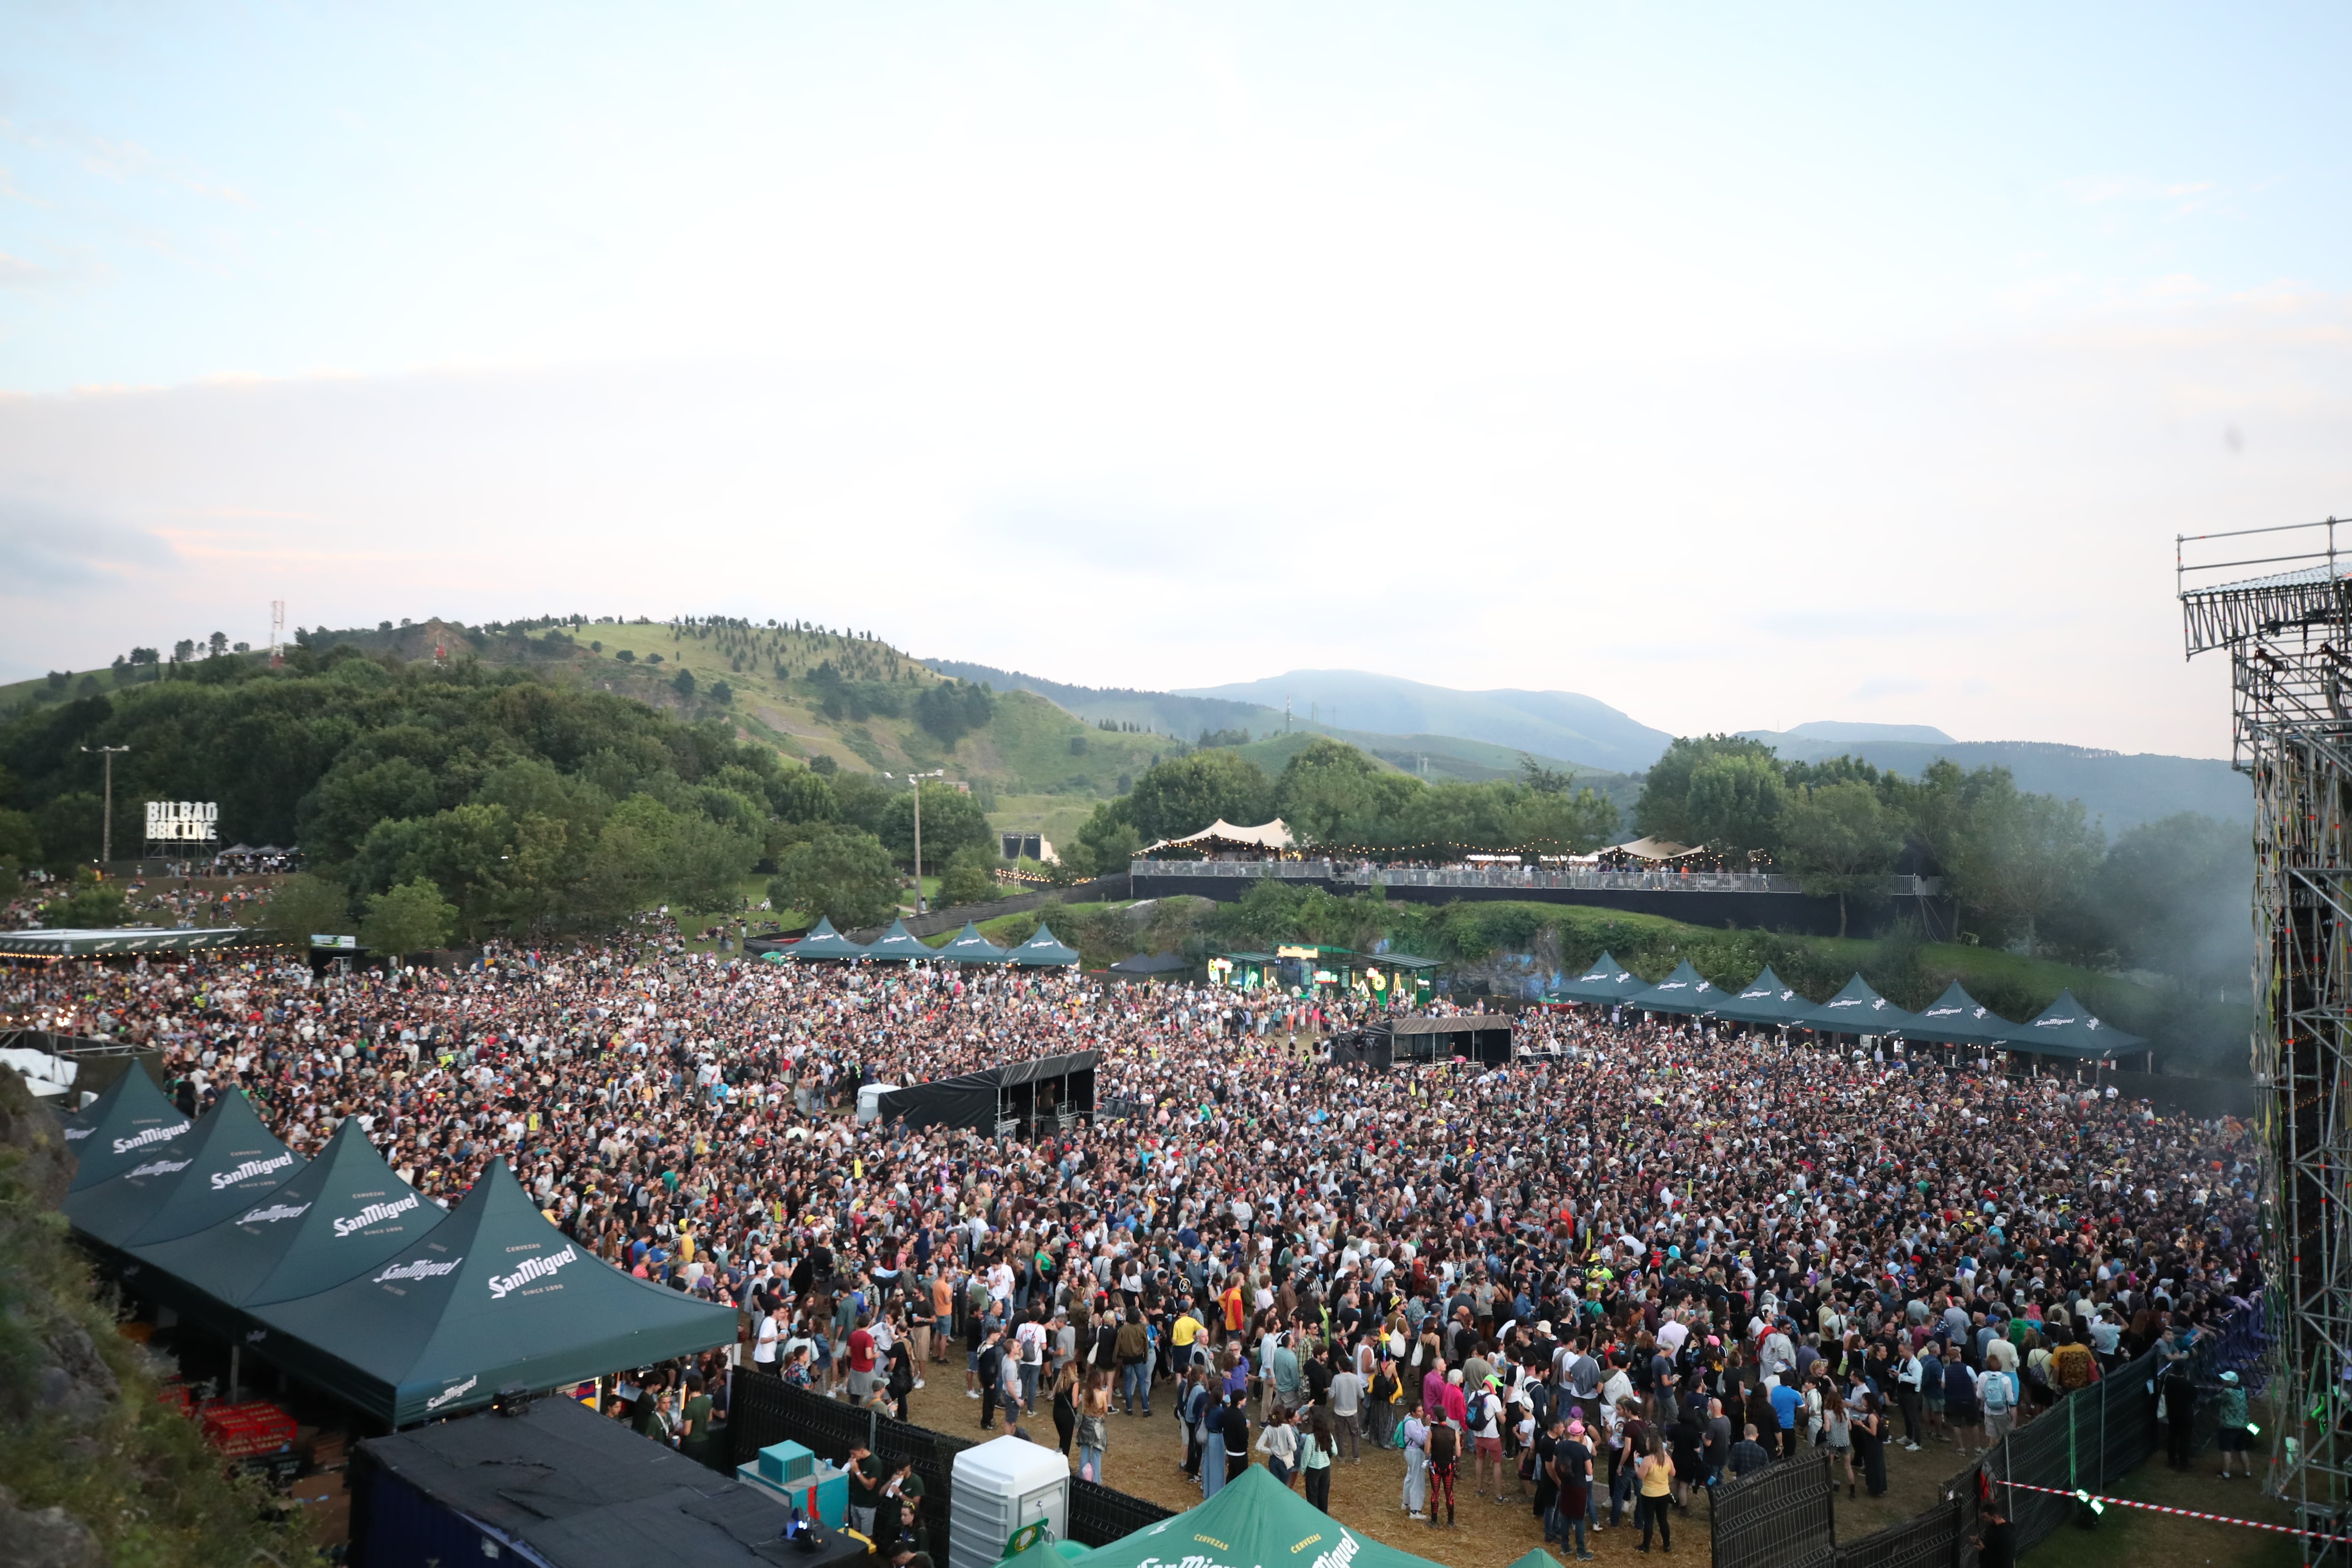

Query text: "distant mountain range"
[1173, 669, 1676, 774]
[926, 659, 2243, 835]
[1740, 730, 2248, 833]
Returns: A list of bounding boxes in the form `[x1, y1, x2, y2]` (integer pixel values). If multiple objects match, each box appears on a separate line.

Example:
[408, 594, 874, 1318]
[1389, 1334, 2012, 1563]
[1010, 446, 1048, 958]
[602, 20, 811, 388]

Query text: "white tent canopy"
[1142, 817, 1295, 853]
[1606, 836, 1707, 861]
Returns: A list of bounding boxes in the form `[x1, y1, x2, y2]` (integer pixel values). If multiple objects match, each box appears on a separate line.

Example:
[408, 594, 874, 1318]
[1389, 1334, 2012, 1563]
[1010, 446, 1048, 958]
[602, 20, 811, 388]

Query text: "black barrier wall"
[726, 1375, 1171, 1550]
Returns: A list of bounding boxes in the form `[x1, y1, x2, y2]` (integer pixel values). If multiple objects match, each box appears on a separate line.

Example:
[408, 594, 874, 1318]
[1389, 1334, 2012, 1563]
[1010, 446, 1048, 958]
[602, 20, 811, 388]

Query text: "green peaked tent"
[1505, 1552, 1567, 1568]
[1711, 966, 1812, 1027]
[1066, 1465, 1448, 1568]
[787, 917, 870, 960]
[133, 1116, 446, 1319]
[1624, 960, 1718, 1016]
[1906, 980, 2020, 1049]
[1009, 923, 1080, 967]
[66, 1065, 195, 1191]
[65, 1089, 300, 1250]
[2013, 988, 2145, 1060]
[1550, 950, 1640, 1004]
[251, 1158, 736, 1425]
[938, 921, 1010, 964]
[865, 918, 934, 961]
[1796, 973, 1921, 1036]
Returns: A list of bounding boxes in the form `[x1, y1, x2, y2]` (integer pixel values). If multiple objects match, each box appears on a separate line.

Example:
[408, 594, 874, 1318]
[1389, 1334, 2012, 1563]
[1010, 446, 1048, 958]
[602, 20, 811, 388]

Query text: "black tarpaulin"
[874, 1051, 1101, 1133]
[356, 1393, 864, 1568]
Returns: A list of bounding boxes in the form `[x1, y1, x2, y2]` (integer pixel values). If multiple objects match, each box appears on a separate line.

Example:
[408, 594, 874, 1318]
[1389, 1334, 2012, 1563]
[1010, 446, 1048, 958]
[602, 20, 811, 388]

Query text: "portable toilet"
[949, 1436, 1069, 1568]
[856, 1082, 900, 1123]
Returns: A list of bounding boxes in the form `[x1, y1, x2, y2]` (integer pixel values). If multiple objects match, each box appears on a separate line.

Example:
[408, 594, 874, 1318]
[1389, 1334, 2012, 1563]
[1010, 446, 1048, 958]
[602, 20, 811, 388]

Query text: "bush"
[939, 846, 1002, 908]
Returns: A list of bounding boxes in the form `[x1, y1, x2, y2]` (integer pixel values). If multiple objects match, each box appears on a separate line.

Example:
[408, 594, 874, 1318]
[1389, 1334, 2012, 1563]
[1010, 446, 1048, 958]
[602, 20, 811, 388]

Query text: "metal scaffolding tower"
[2181, 516, 2352, 1557]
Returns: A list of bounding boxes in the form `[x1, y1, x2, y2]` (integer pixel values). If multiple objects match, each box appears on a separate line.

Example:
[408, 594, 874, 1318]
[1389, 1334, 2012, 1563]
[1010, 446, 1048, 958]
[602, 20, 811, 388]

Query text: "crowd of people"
[8, 913, 2264, 1557]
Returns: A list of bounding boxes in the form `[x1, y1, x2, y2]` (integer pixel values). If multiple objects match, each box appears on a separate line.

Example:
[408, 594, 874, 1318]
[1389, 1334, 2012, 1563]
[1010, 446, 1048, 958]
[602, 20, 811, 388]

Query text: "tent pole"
[230, 1342, 241, 1404]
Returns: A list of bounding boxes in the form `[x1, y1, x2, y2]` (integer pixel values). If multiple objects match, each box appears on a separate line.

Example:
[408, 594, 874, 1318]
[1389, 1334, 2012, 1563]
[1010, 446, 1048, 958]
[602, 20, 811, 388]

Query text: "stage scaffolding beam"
[2181, 516, 2352, 1559]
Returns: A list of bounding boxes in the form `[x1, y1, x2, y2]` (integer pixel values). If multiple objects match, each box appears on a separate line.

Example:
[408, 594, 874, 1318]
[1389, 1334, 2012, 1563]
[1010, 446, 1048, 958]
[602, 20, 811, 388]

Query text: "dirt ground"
[895, 1363, 2079, 1566]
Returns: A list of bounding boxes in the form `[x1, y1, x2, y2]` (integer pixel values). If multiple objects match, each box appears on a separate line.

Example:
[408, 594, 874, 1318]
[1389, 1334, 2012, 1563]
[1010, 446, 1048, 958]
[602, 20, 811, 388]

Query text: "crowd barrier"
[726, 1373, 1171, 1550]
[1707, 1296, 2270, 1568]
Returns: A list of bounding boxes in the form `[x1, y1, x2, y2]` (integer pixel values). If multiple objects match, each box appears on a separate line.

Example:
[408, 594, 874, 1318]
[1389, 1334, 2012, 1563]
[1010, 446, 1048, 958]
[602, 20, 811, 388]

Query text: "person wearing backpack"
[1976, 1360, 2019, 1451]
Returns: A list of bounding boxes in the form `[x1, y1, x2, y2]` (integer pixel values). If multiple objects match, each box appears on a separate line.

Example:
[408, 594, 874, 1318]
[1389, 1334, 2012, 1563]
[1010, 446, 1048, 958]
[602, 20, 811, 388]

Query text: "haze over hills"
[1173, 669, 1677, 774]
[1740, 730, 2249, 832]
[1783, 721, 1955, 745]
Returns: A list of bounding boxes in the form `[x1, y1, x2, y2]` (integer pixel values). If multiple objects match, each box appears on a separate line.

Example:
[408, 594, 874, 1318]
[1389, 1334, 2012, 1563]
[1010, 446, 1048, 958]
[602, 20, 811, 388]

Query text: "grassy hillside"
[0, 619, 1179, 831]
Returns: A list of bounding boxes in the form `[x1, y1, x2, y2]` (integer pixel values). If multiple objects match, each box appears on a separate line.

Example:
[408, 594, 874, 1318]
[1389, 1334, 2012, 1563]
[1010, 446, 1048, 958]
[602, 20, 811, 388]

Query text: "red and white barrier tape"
[1989, 1477, 2343, 1540]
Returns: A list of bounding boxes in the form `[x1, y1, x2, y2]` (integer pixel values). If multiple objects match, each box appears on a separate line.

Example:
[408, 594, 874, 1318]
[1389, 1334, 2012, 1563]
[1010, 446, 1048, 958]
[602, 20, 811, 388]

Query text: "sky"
[3, 3, 2348, 760]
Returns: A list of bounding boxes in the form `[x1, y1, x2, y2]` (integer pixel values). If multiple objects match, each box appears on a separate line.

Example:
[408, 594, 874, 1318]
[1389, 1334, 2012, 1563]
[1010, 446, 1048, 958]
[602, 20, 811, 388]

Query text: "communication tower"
[269, 600, 286, 667]
[2180, 515, 2352, 1555]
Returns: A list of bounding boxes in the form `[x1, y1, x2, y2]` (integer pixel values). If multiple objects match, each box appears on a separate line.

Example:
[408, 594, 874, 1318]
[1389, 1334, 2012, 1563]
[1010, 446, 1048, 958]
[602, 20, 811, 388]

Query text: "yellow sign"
[1277, 945, 1319, 960]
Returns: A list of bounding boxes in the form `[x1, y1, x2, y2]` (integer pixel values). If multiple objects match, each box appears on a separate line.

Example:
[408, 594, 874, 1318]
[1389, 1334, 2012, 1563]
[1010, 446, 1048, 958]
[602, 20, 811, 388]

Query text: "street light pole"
[80, 745, 129, 868]
[891, 769, 946, 913]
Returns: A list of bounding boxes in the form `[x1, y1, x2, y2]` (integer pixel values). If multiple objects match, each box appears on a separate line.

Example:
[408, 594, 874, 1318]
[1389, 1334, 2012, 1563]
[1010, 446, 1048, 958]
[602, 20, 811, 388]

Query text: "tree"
[1683, 752, 1788, 858]
[764, 766, 837, 824]
[252, 872, 354, 947]
[914, 679, 993, 747]
[1123, 750, 1273, 844]
[1274, 739, 1396, 844]
[879, 780, 993, 871]
[1511, 786, 1620, 856]
[1633, 734, 1779, 844]
[1518, 755, 1578, 795]
[1953, 787, 2102, 952]
[43, 876, 127, 928]
[939, 845, 1002, 908]
[1781, 781, 1902, 937]
[359, 877, 458, 957]
[769, 825, 899, 929]
[2093, 812, 2252, 978]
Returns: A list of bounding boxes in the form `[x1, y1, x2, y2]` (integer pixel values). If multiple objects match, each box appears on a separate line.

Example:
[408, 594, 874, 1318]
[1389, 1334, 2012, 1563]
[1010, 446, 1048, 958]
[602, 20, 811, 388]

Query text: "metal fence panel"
[1709, 1451, 1837, 1568]
[1068, 1476, 1175, 1547]
[1833, 1498, 1961, 1568]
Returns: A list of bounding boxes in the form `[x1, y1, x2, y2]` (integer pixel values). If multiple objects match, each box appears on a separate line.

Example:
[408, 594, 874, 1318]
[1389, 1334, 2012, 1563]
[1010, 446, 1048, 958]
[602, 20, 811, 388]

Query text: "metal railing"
[1129, 861, 1942, 898]
[1068, 1476, 1175, 1546]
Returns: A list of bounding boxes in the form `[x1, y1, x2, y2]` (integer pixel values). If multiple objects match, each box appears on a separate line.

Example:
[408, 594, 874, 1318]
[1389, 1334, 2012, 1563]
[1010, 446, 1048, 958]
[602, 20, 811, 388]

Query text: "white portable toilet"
[949, 1436, 1068, 1568]
[856, 1082, 900, 1124]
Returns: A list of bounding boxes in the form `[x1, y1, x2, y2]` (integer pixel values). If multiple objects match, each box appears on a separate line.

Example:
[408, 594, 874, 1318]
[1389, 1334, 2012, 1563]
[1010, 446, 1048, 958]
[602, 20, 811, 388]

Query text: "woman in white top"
[1256, 1409, 1300, 1488]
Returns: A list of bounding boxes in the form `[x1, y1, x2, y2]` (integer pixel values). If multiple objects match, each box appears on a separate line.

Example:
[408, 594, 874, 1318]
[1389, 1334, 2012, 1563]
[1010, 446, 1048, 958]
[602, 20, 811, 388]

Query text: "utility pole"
[890, 770, 946, 912]
[81, 745, 129, 867]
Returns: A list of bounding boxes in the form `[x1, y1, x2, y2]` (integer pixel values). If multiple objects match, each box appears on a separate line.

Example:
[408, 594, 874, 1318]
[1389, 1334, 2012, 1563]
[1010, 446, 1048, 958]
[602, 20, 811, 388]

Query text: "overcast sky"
[4, 3, 2347, 759]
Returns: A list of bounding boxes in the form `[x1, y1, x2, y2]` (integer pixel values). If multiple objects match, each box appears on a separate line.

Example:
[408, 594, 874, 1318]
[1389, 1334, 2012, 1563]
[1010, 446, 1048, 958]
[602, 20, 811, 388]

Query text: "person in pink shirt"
[1440, 1368, 1469, 1430]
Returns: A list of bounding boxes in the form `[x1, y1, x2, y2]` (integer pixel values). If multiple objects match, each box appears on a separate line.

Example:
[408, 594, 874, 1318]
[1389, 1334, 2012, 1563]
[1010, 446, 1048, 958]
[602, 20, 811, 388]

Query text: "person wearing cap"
[2214, 1369, 2250, 1478]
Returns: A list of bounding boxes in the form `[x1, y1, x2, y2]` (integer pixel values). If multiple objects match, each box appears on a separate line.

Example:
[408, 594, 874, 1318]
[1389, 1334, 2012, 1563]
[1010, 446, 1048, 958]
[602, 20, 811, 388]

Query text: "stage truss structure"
[2182, 516, 2352, 1556]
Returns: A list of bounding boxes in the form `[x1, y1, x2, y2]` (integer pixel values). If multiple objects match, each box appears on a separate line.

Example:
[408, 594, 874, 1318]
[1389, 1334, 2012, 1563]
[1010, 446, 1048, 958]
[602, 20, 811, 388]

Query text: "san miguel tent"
[1064, 1465, 1448, 1568]
[1550, 951, 1641, 1005]
[1711, 966, 1812, 1027]
[936, 922, 1009, 963]
[2010, 988, 2146, 1061]
[1008, 924, 1080, 967]
[61, 1061, 189, 1180]
[251, 1159, 737, 1425]
[1906, 981, 2021, 1050]
[1796, 973, 1921, 1037]
[785, 918, 870, 961]
[66, 1089, 303, 1253]
[132, 1117, 446, 1331]
[1624, 960, 1719, 1016]
[862, 919, 934, 961]
[874, 1052, 1099, 1137]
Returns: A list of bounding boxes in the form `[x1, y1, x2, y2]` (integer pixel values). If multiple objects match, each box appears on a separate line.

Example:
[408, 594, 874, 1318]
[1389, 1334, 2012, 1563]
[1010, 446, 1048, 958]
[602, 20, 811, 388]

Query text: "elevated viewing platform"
[1129, 858, 1948, 937]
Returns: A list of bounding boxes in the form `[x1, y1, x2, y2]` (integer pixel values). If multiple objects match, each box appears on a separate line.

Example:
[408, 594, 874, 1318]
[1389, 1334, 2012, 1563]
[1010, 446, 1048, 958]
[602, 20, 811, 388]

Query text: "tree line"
[0, 642, 999, 948]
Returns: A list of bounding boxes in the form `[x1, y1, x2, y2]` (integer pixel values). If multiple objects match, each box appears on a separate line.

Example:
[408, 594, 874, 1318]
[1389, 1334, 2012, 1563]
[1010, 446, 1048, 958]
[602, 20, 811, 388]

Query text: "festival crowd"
[7, 915, 2263, 1558]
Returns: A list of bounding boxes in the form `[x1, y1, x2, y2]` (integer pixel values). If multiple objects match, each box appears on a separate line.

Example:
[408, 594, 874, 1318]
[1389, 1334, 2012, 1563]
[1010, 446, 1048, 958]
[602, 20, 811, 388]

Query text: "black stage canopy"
[873, 1051, 1100, 1138]
[354, 1392, 866, 1568]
